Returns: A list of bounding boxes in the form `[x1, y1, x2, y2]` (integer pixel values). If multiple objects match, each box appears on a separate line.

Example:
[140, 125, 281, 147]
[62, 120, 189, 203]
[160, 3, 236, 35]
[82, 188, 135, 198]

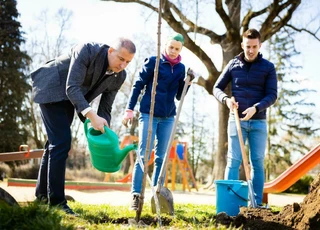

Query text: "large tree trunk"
[213, 103, 229, 180]
[212, 42, 241, 181]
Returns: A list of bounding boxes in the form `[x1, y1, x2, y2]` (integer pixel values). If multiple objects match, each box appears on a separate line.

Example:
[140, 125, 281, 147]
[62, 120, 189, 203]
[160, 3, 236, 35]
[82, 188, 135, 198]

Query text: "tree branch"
[160, 1, 220, 78]
[241, 7, 269, 33]
[286, 24, 320, 42]
[100, 0, 158, 12]
[215, 0, 232, 32]
[101, 0, 221, 83]
[260, 0, 301, 42]
[169, 2, 222, 43]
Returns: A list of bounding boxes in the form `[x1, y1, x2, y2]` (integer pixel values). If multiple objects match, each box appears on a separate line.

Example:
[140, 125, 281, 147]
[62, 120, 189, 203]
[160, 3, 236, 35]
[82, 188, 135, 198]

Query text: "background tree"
[0, 0, 31, 155]
[22, 8, 91, 169]
[265, 29, 319, 180]
[24, 8, 74, 149]
[101, 0, 320, 182]
[178, 85, 216, 182]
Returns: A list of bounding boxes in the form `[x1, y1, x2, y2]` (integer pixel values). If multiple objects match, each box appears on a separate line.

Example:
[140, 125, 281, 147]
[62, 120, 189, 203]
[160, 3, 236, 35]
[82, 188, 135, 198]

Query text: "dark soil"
[215, 173, 320, 230]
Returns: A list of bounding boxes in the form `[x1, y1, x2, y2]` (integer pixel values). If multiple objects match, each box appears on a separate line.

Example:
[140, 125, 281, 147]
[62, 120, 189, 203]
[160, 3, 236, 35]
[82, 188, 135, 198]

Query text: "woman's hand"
[122, 109, 133, 128]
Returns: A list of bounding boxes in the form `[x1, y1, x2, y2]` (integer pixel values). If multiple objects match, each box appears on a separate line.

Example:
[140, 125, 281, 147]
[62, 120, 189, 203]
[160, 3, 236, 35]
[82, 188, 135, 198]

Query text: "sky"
[16, 0, 320, 140]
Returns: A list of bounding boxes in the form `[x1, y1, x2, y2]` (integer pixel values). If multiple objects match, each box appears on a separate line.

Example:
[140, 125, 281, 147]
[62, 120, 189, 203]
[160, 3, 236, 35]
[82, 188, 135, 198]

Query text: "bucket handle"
[227, 186, 249, 202]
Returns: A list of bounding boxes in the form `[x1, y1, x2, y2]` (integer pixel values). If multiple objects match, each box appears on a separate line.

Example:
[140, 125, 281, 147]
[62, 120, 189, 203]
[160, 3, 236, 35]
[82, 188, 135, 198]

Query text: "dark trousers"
[35, 100, 74, 206]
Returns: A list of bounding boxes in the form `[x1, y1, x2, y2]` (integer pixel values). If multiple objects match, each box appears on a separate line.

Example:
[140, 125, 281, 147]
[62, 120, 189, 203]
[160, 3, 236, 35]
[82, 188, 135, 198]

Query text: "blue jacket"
[128, 54, 186, 117]
[213, 52, 277, 119]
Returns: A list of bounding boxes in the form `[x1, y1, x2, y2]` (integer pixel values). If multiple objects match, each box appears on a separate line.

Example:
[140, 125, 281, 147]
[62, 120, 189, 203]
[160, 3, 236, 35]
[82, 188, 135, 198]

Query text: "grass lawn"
[0, 200, 238, 229]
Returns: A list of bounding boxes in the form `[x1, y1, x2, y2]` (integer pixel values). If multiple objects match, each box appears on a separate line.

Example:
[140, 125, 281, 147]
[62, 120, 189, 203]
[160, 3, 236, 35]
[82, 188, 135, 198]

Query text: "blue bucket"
[215, 180, 248, 216]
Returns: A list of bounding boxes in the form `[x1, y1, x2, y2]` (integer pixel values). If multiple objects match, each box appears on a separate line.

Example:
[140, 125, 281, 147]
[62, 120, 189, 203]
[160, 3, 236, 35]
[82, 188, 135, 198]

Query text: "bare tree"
[100, 0, 320, 182]
[24, 8, 74, 149]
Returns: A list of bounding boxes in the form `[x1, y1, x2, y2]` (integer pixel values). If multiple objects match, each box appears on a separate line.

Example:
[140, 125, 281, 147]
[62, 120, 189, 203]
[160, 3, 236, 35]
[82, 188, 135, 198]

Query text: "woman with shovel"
[213, 28, 278, 207]
[122, 33, 193, 210]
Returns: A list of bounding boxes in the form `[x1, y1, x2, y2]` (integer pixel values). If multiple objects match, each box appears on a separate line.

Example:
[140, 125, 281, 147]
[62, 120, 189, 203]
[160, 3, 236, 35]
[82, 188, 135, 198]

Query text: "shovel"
[231, 97, 257, 208]
[151, 73, 193, 215]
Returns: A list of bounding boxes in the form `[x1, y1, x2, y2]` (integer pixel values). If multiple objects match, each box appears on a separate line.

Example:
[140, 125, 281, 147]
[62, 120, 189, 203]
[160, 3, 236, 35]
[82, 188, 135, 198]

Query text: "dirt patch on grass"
[215, 173, 320, 229]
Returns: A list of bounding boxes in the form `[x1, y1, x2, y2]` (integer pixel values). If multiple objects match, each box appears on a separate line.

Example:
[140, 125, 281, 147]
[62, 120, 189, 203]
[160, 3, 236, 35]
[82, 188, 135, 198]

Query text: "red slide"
[116, 173, 133, 183]
[264, 143, 320, 194]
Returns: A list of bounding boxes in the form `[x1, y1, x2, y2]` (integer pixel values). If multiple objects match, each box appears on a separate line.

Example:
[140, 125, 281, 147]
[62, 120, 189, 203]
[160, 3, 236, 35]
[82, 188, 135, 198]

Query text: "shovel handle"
[156, 75, 191, 192]
[231, 97, 251, 181]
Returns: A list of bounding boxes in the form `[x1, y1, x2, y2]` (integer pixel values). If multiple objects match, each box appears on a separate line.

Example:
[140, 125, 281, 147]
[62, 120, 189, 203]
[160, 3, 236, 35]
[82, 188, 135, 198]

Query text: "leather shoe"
[61, 204, 79, 216]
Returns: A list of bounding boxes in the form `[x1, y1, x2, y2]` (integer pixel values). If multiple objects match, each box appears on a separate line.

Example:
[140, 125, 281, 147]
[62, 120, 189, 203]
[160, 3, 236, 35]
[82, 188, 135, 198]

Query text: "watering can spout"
[84, 119, 138, 172]
[115, 143, 137, 164]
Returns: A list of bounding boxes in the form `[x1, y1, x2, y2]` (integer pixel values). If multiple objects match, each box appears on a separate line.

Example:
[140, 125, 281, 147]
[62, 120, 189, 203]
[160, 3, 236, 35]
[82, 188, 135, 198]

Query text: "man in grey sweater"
[31, 37, 136, 215]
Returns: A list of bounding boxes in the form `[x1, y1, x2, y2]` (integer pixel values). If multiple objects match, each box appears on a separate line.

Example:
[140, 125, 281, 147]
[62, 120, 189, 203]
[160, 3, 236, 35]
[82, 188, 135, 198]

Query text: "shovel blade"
[151, 187, 174, 216]
[248, 180, 257, 208]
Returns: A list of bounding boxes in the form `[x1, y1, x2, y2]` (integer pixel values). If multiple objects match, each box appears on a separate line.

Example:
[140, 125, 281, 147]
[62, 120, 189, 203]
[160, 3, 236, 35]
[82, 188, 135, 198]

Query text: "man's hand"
[85, 110, 109, 133]
[226, 97, 238, 112]
[122, 109, 133, 128]
[241, 106, 257, 121]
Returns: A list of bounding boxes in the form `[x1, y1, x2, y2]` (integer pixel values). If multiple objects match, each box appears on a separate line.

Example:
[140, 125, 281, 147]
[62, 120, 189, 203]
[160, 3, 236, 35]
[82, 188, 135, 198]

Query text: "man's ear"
[108, 47, 114, 54]
[241, 42, 244, 50]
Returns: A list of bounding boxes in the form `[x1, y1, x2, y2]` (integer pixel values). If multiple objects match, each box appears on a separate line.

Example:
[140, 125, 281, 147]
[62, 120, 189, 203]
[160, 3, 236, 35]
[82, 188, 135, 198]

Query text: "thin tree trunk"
[135, 0, 162, 222]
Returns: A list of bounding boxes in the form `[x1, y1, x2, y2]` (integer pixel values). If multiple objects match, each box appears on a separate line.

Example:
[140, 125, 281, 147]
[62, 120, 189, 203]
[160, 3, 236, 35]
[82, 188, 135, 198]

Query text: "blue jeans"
[225, 114, 267, 205]
[36, 101, 74, 206]
[131, 113, 174, 194]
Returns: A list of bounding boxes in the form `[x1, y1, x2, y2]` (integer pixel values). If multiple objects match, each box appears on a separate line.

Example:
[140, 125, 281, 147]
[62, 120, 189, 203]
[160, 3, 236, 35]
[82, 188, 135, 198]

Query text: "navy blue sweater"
[213, 52, 278, 119]
[127, 54, 186, 117]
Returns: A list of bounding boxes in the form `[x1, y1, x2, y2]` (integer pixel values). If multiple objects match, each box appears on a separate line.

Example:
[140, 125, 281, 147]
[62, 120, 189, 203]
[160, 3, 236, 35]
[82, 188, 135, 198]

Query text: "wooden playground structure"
[105, 134, 198, 192]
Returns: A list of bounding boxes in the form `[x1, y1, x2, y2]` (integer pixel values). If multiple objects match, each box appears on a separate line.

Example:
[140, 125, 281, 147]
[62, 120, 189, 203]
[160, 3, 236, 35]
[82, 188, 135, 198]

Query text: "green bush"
[65, 167, 106, 182]
[0, 163, 12, 179]
[284, 175, 314, 194]
[7, 162, 119, 182]
[11, 164, 40, 179]
[4, 160, 134, 183]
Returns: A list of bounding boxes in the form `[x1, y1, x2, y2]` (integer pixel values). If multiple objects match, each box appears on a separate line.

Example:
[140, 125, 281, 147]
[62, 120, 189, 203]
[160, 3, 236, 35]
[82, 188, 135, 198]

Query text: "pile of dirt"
[216, 173, 320, 229]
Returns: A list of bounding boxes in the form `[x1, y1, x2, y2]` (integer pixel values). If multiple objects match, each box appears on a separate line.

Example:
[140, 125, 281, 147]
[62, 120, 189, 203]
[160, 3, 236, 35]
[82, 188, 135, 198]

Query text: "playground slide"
[264, 143, 320, 193]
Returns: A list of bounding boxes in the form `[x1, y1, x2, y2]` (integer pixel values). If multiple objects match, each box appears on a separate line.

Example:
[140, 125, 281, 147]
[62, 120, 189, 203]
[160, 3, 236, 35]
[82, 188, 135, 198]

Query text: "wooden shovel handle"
[231, 97, 251, 181]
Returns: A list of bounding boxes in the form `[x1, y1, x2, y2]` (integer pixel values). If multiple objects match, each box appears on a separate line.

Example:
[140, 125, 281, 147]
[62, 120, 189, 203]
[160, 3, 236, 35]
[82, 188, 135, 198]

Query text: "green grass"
[0, 201, 281, 229]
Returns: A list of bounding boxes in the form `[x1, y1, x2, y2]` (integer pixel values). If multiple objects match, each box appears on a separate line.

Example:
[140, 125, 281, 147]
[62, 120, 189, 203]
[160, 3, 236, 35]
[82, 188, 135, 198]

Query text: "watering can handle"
[85, 119, 109, 135]
[104, 126, 109, 134]
[84, 119, 90, 136]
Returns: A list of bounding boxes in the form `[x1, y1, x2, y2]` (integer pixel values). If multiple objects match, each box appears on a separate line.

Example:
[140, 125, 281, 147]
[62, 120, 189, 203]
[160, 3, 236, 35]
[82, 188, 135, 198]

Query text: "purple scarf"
[163, 51, 182, 66]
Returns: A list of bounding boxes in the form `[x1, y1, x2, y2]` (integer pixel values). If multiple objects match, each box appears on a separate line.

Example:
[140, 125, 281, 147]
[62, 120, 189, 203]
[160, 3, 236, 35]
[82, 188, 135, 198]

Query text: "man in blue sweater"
[213, 28, 277, 206]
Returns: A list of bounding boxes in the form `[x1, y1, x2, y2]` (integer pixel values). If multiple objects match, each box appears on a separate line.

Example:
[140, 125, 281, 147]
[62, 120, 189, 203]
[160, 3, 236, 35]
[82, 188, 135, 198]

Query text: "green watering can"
[84, 119, 137, 172]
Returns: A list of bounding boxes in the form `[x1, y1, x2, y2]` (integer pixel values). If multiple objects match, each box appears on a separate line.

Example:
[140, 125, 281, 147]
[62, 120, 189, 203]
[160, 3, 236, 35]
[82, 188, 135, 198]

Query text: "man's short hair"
[243, 29, 261, 41]
[112, 37, 136, 54]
